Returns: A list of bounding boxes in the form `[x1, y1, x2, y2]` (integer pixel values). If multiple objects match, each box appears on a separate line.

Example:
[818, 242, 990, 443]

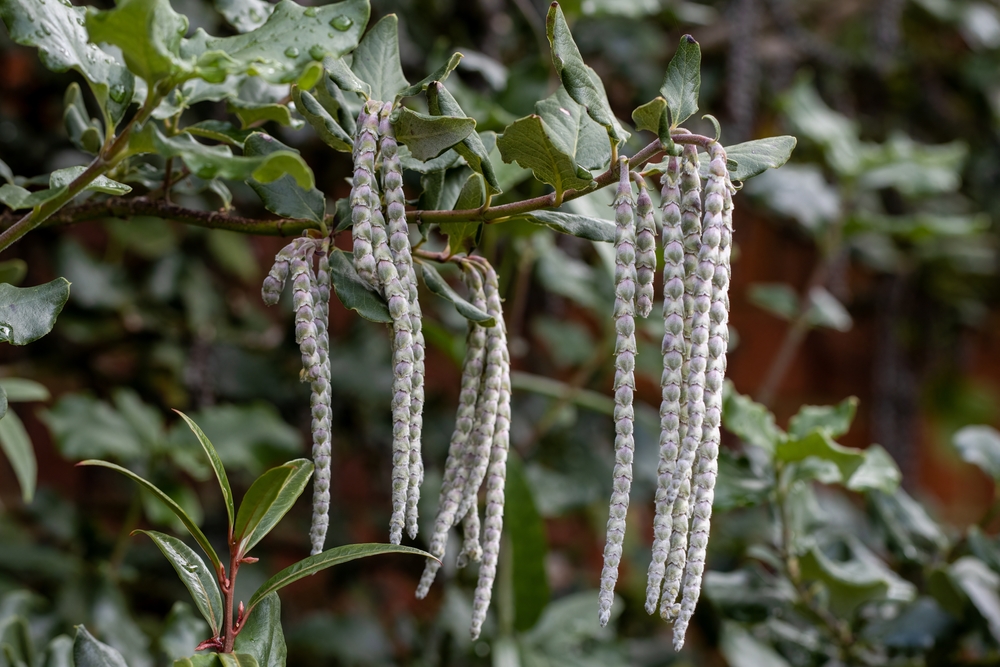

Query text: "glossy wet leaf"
[419, 263, 494, 326]
[247, 543, 432, 613]
[726, 136, 797, 181]
[953, 425, 1000, 480]
[72, 626, 128, 667]
[212, 0, 272, 33]
[427, 82, 500, 195]
[788, 397, 858, 440]
[506, 452, 549, 631]
[77, 460, 222, 572]
[0, 278, 71, 346]
[233, 592, 285, 667]
[134, 531, 223, 635]
[293, 88, 353, 153]
[391, 108, 476, 161]
[350, 14, 408, 101]
[85, 0, 190, 85]
[174, 410, 234, 530]
[233, 459, 313, 557]
[50, 167, 132, 196]
[328, 248, 391, 323]
[0, 410, 36, 503]
[513, 211, 615, 243]
[243, 133, 324, 223]
[660, 35, 700, 127]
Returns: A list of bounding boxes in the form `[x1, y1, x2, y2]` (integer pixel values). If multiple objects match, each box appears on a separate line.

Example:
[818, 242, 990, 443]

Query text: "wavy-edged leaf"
[427, 82, 500, 195]
[324, 56, 371, 98]
[183, 121, 254, 147]
[391, 108, 476, 161]
[328, 248, 392, 323]
[227, 100, 303, 130]
[72, 626, 128, 667]
[397, 52, 463, 100]
[725, 136, 797, 181]
[0, 278, 71, 345]
[545, 2, 626, 144]
[233, 592, 285, 667]
[497, 115, 594, 197]
[134, 530, 224, 636]
[85, 0, 190, 86]
[247, 543, 432, 614]
[660, 35, 701, 127]
[350, 14, 408, 102]
[420, 263, 494, 326]
[788, 397, 857, 441]
[173, 410, 234, 530]
[243, 133, 324, 223]
[233, 459, 313, 557]
[514, 210, 615, 243]
[631, 96, 672, 148]
[77, 460, 222, 572]
[536, 86, 611, 172]
[0, 410, 36, 503]
[0, 0, 134, 124]
[293, 88, 353, 153]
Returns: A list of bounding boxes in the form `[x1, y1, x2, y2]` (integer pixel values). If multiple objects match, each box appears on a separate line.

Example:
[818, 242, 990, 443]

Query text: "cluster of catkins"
[599, 141, 734, 650]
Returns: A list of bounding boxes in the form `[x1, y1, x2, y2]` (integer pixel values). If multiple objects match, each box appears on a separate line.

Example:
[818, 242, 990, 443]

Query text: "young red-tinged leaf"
[233, 459, 313, 558]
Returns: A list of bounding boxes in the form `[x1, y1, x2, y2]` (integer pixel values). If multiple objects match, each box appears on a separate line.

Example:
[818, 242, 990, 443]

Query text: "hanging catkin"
[646, 155, 684, 614]
[416, 266, 489, 598]
[672, 142, 731, 649]
[598, 157, 638, 627]
[350, 100, 382, 288]
[261, 239, 299, 306]
[634, 177, 658, 319]
[470, 263, 511, 640]
[378, 102, 426, 541]
[308, 241, 333, 555]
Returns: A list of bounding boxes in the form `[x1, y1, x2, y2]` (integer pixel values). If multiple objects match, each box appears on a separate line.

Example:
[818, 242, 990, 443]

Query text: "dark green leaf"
[496, 115, 594, 197]
[438, 214, 482, 255]
[233, 459, 314, 557]
[726, 136, 797, 181]
[243, 133, 325, 223]
[419, 263, 494, 326]
[328, 248, 392, 323]
[77, 460, 223, 572]
[350, 14, 408, 101]
[315, 70, 357, 135]
[0, 259, 28, 286]
[397, 52, 463, 99]
[506, 452, 549, 631]
[660, 35, 700, 127]
[427, 82, 500, 195]
[64, 83, 104, 155]
[72, 626, 128, 667]
[0, 410, 36, 503]
[293, 88, 353, 153]
[454, 172, 484, 211]
[227, 100, 303, 129]
[134, 530, 224, 635]
[391, 108, 476, 161]
[788, 397, 858, 440]
[535, 86, 611, 171]
[233, 592, 286, 667]
[722, 383, 784, 453]
[513, 211, 615, 243]
[631, 96, 672, 148]
[714, 450, 771, 511]
[212, 0, 272, 33]
[545, 3, 626, 144]
[182, 121, 254, 147]
[323, 56, 371, 98]
[85, 0, 190, 85]
[174, 410, 234, 532]
[954, 425, 1000, 481]
[0, 278, 71, 345]
[0, 0, 134, 124]
[247, 543, 432, 614]
[776, 431, 863, 479]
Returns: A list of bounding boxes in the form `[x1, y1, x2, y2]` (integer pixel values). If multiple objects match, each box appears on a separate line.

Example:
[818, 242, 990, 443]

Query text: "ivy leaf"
[660, 35, 701, 127]
[73, 626, 128, 667]
[64, 83, 104, 155]
[545, 2, 627, 144]
[419, 263, 494, 326]
[954, 426, 1000, 481]
[243, 133, 325, 223]
[233, 458, 314, 558]
[350, 14, 408, 102]
[725, 136, 797, 181]
[391, 108, 476, 161]
[85, 0, 191, 86]
[212, 0, 273, 33]
[427, 82, 501, 195]
[0, 278, 71, 345]
[227, 100, 303, 130]
[134, 530, 224, 636]
[233, 592, 285, 667]
[0, 0, 134, 125]
[293, 88, 353, 153]
[788, 397, 858, 440]
[328, 248, 391, 323]
[129, 123, 314, 189]
[513, 210, 615, 243]
[397, 52, 463, 100]
[0, 410, 36, 503]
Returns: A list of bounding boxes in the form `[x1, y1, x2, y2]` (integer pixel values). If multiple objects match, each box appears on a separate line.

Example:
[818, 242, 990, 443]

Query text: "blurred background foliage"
[5, 0, 1000, 665]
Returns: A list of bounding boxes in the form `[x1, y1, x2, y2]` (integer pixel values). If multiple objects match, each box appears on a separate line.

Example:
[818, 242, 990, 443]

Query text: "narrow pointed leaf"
[0, 278, 71, 345]
[293, 88, 353, 153]
[506, 452, 550, 631]
[420, 263, 494, 326]
[134, 530, 224, 635]
[328, 248, 392, 323]
[513, 210, 615, 243]
[72, 626, 128, 667]
[350, 14, 408, 101]
[427, 82, 501, 195]
[397, 52, 463, 100]
[725, 136, 798, 181]
[233, 459, 313, 557]
[233, 592, 285, 667]
[173, 410, 234, 531]
[0, 410, 35, 503]
[660, 35, 701, 127]
[391, 108, 476, 160]
[183, 121, 255, 147]
[77, 460, 222, 572]
[247, 544, 432, 614]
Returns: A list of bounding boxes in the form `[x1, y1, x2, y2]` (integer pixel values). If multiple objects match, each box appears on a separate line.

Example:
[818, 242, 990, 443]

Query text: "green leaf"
[174, 655, 259, 667]
[182, 121, 254, 147]
[227, 100, 303, 130]
[72, 626, 128, 667]
[847, 445, 901, 494]
[129, 123, 314, 189]
[217, 654, 260, 667]
[323, 56, 371, 98]
[243, 133, 325, 223]
[212, 0, 272, 33]
[0, 159, 11, 184]
[160, 603, 209, 661]
[953, 425, 1000, 481]
[513, 210, 615, 243]
[545, 2, 626, 144]
[631, 96, 672, 148]
[714, 450, 771, 511]
[77, 460, 223, 572]
[799, 542, 909, 617]
[0, 411, 35, 503]
[948, 557, 1000, 643]
[0, 0, 134, 125]
[722, 383, 785, 453]
[660, 35, 701, 127]
[788, 397, 858, 440]
[247, 543, 432, 614]
[497, 115, 594, 197]
[0, 278, 71, 345]
[327, 248, 392, 323]
[64, 83, 104, 155]
[0, 259, 28, 286]
[391, 108, 476, 161]
[174, 410, 234, 532]
[427, 82, 501, 195]
[506, 452, 549, 631]
[806, 286, 852, 331]
[134, 530, 224, 636]
[233, 459, 314, 557]
[419, 263, 494, 326]
[50, 167, 132, 196]
[777, 430, 863, 478]
[725, 136, 797, 181]
[719, 621, 792, 667]
[85, 0, 190, 85]
[0, 386, 6, 421]
[536, 86, 611, 172]
[293, 88, 353, 153]
[748, 282, 798, 321]
[350, 14, 408, 101]
[0, 379, 48, 403]
[314, 69, 357, 135]
[397, 52, 463, 100]
[871, 488, 949, 562]
[233, 592, 286, 667]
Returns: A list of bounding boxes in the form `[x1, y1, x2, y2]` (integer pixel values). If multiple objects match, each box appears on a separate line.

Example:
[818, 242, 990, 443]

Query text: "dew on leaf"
[304, 7, 317, 17]
[0, 325, 11, 342]
[284, 47, 300, 58]
[309, 45, 325, 60]
[330, 15, 352, 30]
[109, 85, 127, 103]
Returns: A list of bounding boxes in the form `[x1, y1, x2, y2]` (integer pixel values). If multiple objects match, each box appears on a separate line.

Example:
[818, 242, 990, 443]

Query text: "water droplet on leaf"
[309, 45, 325, 60]
[0, 325, 10, 341]
[330, 15, 352, 30]
[109, 85, 127, 103]
[303, 6, 317, 17]
[284, 46, 299, 57]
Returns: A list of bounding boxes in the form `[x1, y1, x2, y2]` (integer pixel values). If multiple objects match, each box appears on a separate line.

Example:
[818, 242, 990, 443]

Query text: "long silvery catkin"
[672, 143, 731, 649]
[634, 176, 658, 319]
[416, 267, 489, 597]
[646, 155, 685, 615]
[262, 239, 299, 305]
[470, 263, 511, 640]
[378, 103, 426, 541]
[308, 241, 333, 555]
[350, 100, 382, 288]
[598, 157, 638, 628]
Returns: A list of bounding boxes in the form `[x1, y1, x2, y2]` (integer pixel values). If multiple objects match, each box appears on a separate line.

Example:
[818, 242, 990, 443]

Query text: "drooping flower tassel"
[634, 177, 658, 319]
[308, 240, 333, 555]
[350, 99, 382, 289]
